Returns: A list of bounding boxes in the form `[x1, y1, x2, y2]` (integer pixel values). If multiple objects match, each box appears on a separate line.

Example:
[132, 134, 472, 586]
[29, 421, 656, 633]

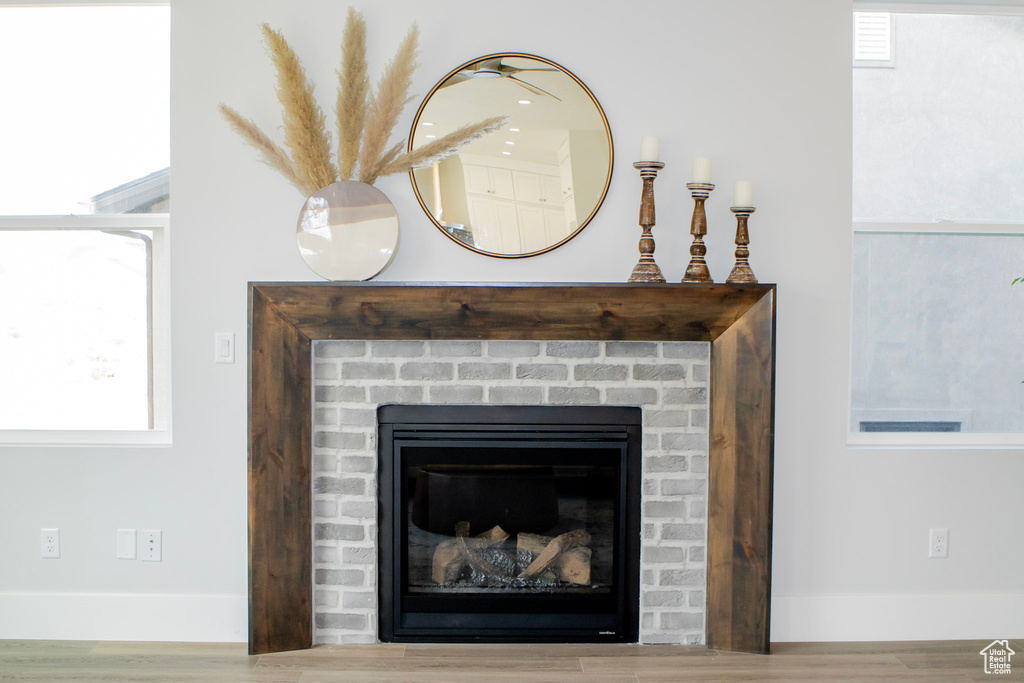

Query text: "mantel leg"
[249, 289, 313, 655]
[707, 290, 775, 654]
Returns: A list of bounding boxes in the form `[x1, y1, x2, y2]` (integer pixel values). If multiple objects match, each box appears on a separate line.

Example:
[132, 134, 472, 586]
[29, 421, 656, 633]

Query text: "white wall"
[1, 0, 1020, 643]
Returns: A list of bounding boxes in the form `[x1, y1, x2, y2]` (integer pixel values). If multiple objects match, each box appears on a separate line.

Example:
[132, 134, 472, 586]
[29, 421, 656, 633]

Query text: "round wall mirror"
[409, 53, 613, 258]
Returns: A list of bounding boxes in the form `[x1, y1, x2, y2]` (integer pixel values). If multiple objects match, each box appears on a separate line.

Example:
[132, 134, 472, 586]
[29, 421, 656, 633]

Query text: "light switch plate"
[215, 332, 235, 364]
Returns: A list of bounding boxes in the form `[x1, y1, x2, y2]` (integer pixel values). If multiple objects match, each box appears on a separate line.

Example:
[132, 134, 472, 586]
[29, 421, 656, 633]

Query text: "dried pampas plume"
[358, 24, 419, 184]
[220, 10, 504, 196]
[261, 24, 338, 192]
[336, 8, 368, 181]
[218, 104, 313, 196]
[377, 117, 509, 179]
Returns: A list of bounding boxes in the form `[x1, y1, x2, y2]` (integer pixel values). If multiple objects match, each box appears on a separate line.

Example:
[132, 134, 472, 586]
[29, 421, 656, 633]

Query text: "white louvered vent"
[854, 12, 893, 63]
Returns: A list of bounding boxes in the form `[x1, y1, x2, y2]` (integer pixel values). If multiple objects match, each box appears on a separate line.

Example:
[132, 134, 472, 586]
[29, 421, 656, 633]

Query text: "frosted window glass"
[0, 230, 152, 430]
[0, 7, 170, 215]
[851, 232, 1024, 433]
[853, 14, 1024, 223]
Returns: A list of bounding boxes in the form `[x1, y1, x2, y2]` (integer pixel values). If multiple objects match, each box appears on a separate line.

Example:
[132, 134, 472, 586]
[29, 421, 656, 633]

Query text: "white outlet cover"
[929, 527, 949, 558]
[40, 528, 60, 558]
[141, 529, 162, 562]
[117, 528, 136, 559]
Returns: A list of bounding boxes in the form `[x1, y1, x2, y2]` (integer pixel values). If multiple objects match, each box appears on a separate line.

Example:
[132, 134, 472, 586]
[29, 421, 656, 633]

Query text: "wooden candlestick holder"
[628, 161, 667, 283]
[682, 182, 715, 283]
[726, 206, 757, 284]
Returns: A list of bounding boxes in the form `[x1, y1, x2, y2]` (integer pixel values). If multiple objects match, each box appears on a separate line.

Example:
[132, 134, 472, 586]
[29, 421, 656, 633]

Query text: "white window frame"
[0, 214, 172, 447]
[849, 2, 1024, 449]
[855, 2, 1024, 16]
[0, 1, 171, 446]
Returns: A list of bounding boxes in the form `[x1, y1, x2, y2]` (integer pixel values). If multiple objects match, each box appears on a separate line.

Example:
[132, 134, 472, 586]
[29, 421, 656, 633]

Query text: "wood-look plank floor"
[0, 639, 1020, 681]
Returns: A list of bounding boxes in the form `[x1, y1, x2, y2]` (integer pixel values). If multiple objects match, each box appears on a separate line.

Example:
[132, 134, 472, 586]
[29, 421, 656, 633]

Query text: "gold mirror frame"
[408, 53, 613, 259]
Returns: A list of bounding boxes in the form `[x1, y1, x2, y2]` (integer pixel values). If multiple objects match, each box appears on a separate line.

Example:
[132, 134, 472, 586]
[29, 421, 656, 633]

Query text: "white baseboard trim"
[772, 593, 1024, 642]
[0, 592, 247, 642]
[4, 591, 1021, 644]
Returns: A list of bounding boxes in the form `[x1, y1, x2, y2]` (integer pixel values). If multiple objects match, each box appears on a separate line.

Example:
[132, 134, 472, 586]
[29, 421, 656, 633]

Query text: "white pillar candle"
[734, 181, 754, 207]
[639, 135, 660, 162]
[692, 157, 712, 183]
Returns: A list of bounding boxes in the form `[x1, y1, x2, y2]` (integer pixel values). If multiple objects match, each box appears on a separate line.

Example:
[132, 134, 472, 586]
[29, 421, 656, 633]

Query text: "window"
[0, 6, 170, 444]
[851, 11, 1024, 446]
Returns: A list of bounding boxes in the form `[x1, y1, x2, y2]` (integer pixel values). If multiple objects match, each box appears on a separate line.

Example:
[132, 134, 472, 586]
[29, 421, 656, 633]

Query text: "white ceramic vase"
[296, 181, 400, 281]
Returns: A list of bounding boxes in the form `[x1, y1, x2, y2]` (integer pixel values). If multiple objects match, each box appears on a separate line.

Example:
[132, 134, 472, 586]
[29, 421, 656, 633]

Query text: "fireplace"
[377, 404, 641, 642]
[248, 283, 775, 655]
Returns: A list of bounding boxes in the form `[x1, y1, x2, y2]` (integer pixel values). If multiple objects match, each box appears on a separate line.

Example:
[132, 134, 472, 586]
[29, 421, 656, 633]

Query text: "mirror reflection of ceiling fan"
[440, 57, 562, 101]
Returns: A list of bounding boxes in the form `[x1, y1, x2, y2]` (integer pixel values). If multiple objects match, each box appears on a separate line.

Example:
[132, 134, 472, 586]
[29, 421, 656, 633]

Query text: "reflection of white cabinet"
[512, 172, 540, 204]
[557, 139, 578, 230]
[467, 195, 519, 253]
[545, 207, 569, 244]
[495, 201, 521, 252]
[465, 165, 515, 200]
[516, 205, 546, 253]
[463, 161, 566, 253]
[512, 171, 563, 207]
[517, 205, 571, 253]
[542, 175, 563, 207]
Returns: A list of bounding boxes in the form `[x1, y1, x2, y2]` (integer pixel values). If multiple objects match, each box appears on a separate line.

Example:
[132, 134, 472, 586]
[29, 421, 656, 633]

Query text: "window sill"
[0, 430, 172, 448]
[848, 432, 1024, 449]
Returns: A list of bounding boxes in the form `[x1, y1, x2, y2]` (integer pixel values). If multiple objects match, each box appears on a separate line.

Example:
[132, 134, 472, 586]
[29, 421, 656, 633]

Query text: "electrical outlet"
[117, 529, 137, 559]
[40, 528, 60, 558]
[141, 529, 162, 561]
[929, 527, 949, 558]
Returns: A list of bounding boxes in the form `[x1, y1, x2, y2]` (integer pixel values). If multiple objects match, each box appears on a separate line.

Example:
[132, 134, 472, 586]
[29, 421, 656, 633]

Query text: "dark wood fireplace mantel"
[248, 282, 775, 655]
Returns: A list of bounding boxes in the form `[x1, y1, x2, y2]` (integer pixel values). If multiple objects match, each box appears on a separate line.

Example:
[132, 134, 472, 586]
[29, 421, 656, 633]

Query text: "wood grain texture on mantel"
[248, 282, 775, 656]
[250, 282, 768, 342]
[249, 288, 313, 655]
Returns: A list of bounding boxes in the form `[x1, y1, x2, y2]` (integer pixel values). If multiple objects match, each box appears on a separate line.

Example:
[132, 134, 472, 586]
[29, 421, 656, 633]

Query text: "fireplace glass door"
[378, 405, 641, 642]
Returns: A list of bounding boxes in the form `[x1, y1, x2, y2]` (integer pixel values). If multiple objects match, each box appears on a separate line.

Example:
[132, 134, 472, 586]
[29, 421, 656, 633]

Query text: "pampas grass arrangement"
[221, 9, 506, 195]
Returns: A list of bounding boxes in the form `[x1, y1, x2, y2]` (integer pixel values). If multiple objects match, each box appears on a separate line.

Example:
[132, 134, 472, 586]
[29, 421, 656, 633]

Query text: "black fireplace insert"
[377, 404, 641, 642]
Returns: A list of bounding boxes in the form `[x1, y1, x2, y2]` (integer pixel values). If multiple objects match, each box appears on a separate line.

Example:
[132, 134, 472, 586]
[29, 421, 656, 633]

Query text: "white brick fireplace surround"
[310, 339, 711, 645]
